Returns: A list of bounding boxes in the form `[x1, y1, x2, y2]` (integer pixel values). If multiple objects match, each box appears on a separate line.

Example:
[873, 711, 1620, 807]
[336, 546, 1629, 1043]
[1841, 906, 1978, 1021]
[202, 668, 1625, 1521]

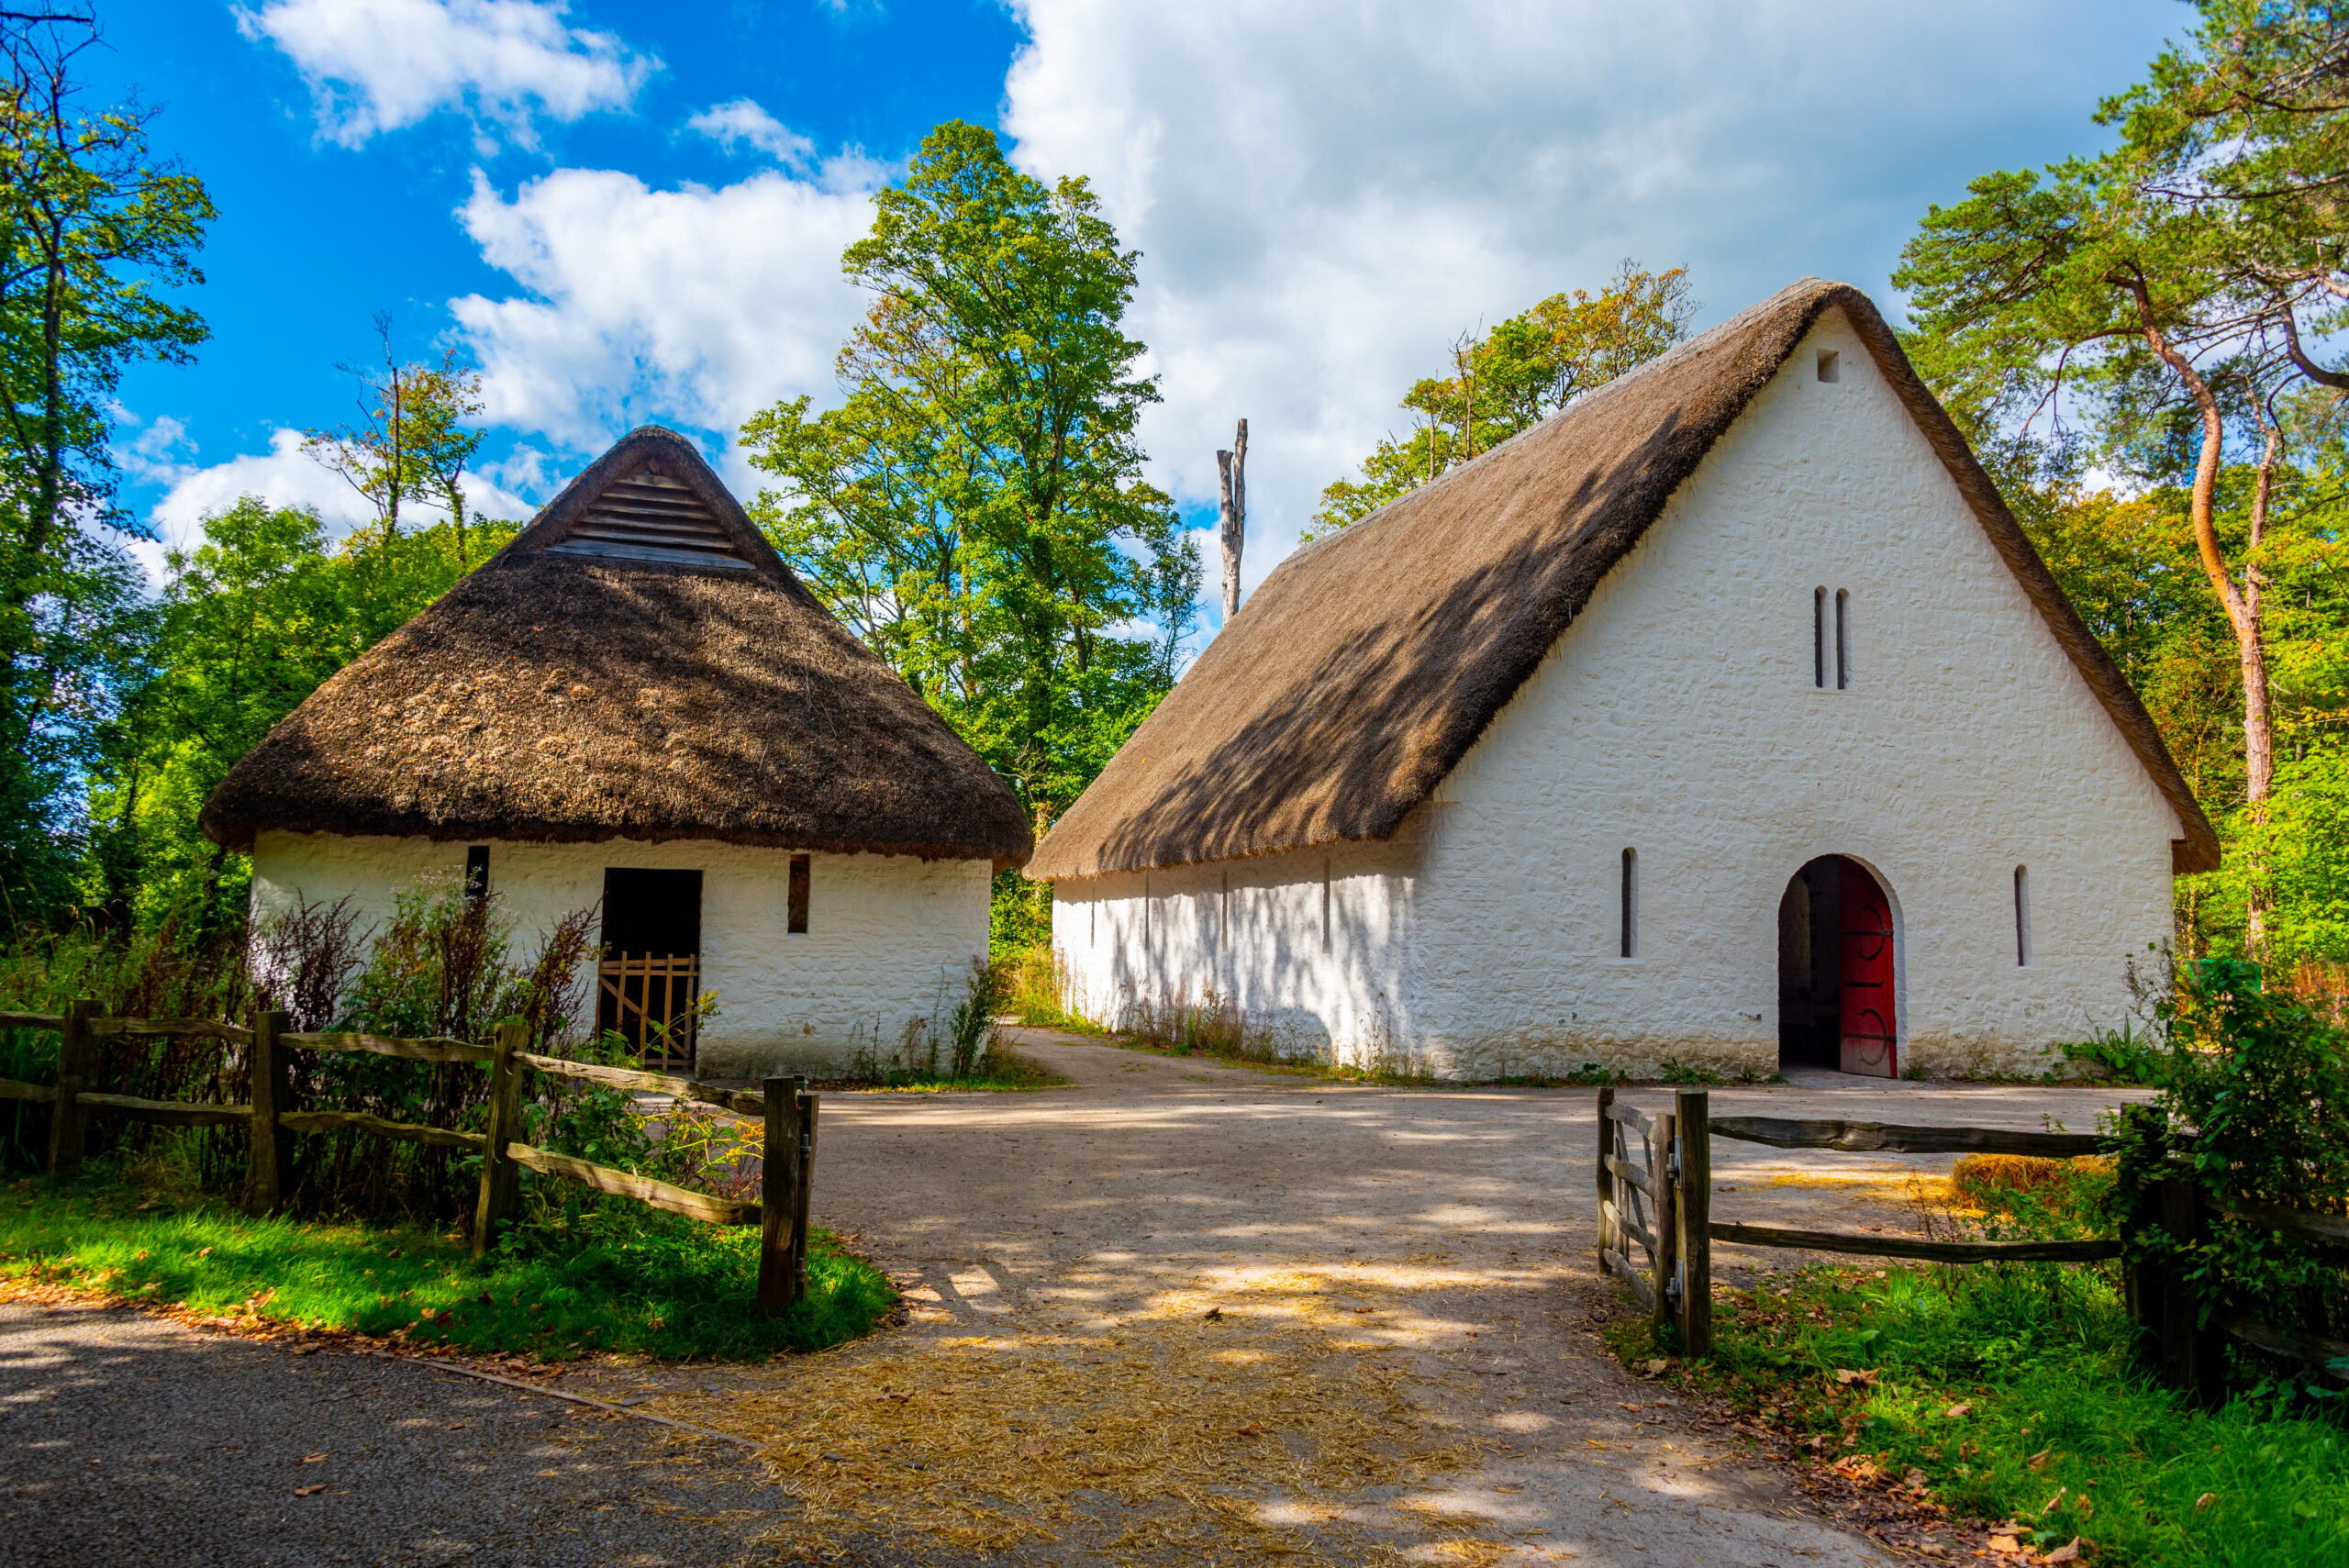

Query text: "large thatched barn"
[1030, 279, 2216, 1082]
[203, 426, 1031, 1076]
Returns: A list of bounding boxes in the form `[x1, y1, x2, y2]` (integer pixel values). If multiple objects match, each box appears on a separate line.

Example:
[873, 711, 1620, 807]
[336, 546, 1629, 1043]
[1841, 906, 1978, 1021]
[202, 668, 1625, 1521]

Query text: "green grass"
[1608, 1262, 2349, 1565]
[828, 1041, 1070, 1093]
[1, 1164, 896, 1362]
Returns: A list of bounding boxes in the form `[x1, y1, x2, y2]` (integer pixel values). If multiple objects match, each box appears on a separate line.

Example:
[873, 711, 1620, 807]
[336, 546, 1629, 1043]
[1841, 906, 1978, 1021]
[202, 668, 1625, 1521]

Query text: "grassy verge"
[1, 1164, 896, 1362]
[825, 1041, 1069, 1093]
[1606, 1260, 2349, 1565]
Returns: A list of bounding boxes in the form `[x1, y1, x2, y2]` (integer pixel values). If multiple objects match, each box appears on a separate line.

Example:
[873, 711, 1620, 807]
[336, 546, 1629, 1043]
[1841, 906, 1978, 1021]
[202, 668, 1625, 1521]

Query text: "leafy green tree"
[743, 120, 1199, 826]
[0, 12, 212, 919]
[84, 500, 520, 927]
[1309, 262, 1694, 539]
[305, 323, 491, 560]
[1895, 1, 2349, 952]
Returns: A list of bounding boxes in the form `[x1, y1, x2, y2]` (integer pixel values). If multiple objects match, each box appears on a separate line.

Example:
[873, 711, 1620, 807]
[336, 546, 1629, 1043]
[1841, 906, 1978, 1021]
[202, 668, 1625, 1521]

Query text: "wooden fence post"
[1650, 1106, 1676, 1340]
[46, 999, 99, 1173]
[471, 1019, 527, 1261]
[1675, 1088, 1712, 1356]
[756, 1075, 798, 1315]
[1595, 1086, 1616, 1272]
[2158, 1174, 2226, 1406]
[789, 1081, 819, 1305]
[245, 1007, 293, 1215]
[2116, 1102, 2166, 1367]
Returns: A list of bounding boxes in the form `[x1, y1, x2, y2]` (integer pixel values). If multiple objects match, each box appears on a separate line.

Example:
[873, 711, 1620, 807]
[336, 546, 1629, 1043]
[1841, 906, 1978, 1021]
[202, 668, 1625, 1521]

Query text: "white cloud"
[689, 98, 817, 167]
[238, 0, 657, 149]
[448, 161, 879, 457]
[996, 0, 2185, 606]
[130, 426, 536, 587]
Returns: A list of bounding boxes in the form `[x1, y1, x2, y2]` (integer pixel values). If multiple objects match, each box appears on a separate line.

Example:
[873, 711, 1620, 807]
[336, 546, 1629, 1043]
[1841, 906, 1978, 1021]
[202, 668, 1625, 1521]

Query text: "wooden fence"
[1, 1004, 821, 1314]
[1598, 1087, 2349, 1396]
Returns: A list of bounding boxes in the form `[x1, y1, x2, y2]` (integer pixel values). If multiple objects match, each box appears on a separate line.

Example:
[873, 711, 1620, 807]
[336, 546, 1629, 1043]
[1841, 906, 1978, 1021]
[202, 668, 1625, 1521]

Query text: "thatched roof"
[202, 427, 1033, 869]
[1029, 279, 2219, 881]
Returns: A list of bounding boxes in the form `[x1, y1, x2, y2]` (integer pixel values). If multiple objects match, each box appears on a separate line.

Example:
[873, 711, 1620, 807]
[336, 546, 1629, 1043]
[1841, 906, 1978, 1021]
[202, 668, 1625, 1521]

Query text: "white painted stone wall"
[250, 832, 992, 1077]
[1052, 306, 2184, 1080]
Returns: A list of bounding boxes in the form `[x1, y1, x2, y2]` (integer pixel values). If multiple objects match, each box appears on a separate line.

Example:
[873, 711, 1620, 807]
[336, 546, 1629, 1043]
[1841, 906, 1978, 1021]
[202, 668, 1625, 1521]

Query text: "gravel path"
[2, 1038, 2145, 1565]
[0, 1296, 790, 1566]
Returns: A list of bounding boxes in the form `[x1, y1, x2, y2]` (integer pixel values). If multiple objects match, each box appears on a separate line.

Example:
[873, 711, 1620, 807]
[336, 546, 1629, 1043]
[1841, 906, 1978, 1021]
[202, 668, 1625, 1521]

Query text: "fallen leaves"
[1833, 1367, 1879, 1388]
[2195, 1492, 2217, 1509]
[301, 1452, 328, 1464]
[1944, 1402, 1972, 1418]
[294, 1485, 326, 1497]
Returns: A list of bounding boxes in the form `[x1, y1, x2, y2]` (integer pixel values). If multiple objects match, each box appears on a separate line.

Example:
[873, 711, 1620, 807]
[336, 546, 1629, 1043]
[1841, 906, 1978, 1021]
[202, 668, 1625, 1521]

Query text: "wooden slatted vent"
[547, 468, 753, 571]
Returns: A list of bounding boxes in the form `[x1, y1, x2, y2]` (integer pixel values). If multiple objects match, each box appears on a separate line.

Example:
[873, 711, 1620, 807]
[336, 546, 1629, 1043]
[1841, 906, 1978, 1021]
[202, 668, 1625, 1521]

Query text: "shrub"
[945, 959, 1003, 1080]
[1127, 984, 1254, 1060]
[2117, 966, 2349, 1391]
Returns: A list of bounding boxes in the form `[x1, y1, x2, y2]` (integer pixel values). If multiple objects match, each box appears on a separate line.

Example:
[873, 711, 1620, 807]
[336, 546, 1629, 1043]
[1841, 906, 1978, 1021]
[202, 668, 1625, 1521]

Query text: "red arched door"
[1839, 863, 1898, 1077]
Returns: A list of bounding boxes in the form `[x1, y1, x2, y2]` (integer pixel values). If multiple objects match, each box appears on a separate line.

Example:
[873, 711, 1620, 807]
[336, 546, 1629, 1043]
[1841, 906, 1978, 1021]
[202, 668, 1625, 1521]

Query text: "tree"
[86, 498, 523, 926]
[743, 121, 1198, 823]
[0, 8, 211, 920]
[305, 322, 490, 560]
[1308, 262, 1695, 539]
[1894, 0, 2349, 952]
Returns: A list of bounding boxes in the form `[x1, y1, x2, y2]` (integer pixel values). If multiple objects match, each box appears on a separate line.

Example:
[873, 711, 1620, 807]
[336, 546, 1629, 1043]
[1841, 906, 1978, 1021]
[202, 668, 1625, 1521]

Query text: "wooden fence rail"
[1598, 1089, 2348, 1398]
[1, 1002, 822, 1315]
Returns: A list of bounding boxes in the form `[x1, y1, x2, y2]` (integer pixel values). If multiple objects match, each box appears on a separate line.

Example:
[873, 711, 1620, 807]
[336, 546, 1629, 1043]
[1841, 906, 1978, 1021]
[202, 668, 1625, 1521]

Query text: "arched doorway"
[1776, 856, 1898, 1077]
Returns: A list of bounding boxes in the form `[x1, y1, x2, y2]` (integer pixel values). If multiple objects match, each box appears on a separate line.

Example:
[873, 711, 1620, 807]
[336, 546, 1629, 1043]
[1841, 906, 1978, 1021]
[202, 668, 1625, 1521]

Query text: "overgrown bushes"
[2115, 968, 2349, 1387]
[0, 880, 749, 1230]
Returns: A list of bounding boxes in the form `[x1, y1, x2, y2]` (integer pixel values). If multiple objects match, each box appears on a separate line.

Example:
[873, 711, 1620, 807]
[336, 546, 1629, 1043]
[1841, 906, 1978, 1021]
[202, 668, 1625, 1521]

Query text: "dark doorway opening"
[598, 868, 703, 1069]
[1776, 855, 1898, 1077]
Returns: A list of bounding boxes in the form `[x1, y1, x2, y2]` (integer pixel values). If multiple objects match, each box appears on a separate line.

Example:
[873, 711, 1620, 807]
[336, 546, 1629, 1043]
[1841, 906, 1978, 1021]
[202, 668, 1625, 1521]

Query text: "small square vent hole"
[1817, 349, 1841, 384]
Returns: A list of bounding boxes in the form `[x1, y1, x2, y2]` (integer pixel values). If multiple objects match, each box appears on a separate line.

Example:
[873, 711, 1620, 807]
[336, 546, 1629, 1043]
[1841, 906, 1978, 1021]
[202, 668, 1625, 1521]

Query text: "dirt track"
[624, 1033, 2143, 1564]
[6, 1036, 2145, 1565]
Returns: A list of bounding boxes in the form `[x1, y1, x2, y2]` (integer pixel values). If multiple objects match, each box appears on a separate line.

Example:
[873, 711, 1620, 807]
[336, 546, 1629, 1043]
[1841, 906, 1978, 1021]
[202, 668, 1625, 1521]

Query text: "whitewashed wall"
[1052, 306, 2183, 1080]
[250, 832, 992, 1077]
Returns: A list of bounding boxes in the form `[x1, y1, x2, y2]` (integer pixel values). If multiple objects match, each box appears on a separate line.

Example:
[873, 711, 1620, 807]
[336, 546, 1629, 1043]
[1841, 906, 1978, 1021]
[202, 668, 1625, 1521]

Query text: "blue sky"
[92, 0, 2188, 632]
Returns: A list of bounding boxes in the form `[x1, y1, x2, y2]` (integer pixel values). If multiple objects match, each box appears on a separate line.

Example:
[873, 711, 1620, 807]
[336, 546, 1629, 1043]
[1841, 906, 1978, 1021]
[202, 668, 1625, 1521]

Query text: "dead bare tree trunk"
[1217, 417, 1247, 623]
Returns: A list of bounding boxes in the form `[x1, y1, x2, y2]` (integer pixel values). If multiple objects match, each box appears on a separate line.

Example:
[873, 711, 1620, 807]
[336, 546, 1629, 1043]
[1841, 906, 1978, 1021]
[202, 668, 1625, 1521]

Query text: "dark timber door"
[1837, 862, 1898, 1078]
[598, 868, 703, 1068]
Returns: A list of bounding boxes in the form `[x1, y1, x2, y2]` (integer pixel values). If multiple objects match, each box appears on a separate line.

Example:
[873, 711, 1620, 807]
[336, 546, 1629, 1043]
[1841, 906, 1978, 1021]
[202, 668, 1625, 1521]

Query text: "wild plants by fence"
[7, 1003, 823, 1313]
[1598, 1087, 2348, 1398]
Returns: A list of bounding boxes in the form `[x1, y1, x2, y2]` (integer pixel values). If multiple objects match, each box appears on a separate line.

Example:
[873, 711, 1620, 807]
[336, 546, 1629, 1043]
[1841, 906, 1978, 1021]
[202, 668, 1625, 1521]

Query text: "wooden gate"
[1594, 1087, 1682, 1338]
[599, 951, 700, 1070]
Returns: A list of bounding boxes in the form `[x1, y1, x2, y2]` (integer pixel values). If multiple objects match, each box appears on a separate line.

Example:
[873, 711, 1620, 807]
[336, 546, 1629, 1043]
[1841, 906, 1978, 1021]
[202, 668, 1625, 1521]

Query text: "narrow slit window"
[1834, 588, 1851, 689]
[1817, 349, 1840, 384]
[1321, 860, 1332, 951]
[1089, 902, 1097, 946]
[465, 844, 490, 903]
[787, 854, 810, 934]
[1620, 848, 1638, 960]
[1813, 587, 1828, 688]
[2014, 865, 2032, 967]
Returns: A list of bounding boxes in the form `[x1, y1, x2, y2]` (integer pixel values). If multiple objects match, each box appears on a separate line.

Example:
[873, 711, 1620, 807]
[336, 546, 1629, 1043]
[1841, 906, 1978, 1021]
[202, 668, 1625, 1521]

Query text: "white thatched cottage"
[202, 426, 1031, 1076]
[1030, 279, 2216, 1081]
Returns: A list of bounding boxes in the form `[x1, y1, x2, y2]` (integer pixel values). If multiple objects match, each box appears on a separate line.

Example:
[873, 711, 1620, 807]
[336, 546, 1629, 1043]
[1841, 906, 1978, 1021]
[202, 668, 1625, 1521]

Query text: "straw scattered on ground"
[641, 1266, 1510, 1564]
